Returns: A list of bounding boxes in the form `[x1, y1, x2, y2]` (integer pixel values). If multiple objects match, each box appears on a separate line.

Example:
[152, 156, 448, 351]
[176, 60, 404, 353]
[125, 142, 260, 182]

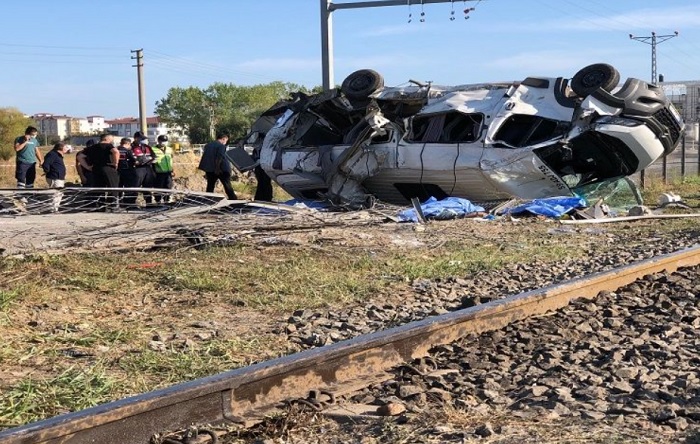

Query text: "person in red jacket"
[124, 131, 156, 205]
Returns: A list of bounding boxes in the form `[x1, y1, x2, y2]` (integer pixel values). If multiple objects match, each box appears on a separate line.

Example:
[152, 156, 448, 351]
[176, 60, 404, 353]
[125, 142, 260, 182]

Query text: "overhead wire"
[148, 59, 237, 83]
[0, 42, 125, 51]
[531, 0, 700, 76]
[1, 58, 124, 65]
[148, 49, 279, 82]
[0, 50, 124, 59]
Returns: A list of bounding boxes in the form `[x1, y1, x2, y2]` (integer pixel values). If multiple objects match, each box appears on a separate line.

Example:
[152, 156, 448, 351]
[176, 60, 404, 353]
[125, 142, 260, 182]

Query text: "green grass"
[0, 290, 19, 311]
[641, 174, 700, 208]
[0, 235, 580, 315]
[118, 336, 287, 390]
[0, 365, 117, 428]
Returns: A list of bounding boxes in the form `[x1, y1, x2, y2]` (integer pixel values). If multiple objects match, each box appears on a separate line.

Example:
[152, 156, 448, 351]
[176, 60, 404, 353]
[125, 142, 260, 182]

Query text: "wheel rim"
[581, 70, 606, 88]
[349, 75, 372, 90]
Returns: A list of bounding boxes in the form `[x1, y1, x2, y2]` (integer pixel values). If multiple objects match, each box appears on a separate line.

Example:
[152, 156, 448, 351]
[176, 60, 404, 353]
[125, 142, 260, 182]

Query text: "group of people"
[13, 126, 272, 208]
[13, 126, 175, 208]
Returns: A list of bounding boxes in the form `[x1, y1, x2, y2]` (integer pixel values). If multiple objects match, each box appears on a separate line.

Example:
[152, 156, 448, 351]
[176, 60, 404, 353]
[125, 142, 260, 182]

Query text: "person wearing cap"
[198, 132, 237, 200]
[152, 134, 174, 203]
[127, 131, 156, 205]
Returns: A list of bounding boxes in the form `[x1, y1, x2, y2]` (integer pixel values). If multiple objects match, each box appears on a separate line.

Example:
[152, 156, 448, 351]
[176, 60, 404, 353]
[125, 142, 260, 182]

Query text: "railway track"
[2, 245, 700, 444]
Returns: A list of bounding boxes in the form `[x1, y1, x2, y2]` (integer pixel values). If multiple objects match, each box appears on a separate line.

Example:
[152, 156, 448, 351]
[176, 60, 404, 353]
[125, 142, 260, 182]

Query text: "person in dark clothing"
[198, 132, 237, 200]
[253, 165, 273, 201]
[85, 134, 119, 209]
[42, 142, 69, 188]
[76, 139, 95, 187]
[126, 131, 156, 205]
[117, 137, 136, 187]
[116, 138, 136, 206]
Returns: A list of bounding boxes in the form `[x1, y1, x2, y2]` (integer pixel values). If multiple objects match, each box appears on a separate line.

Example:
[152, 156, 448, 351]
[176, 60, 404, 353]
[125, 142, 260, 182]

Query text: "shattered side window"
[535, 132, 640, 189]
[493, 115, 570, 148]
[574, 177, 644, 210]
[407, 112, 483, 143]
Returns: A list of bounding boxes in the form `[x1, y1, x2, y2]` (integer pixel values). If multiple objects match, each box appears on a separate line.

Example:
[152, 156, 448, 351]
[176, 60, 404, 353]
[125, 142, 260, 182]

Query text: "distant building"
[661, 81, 700, 142]
[105, 116, 186, 143]
[33, 113, 72, 140]
[32, 113, 109, 141]
[85, 116, 108, 134]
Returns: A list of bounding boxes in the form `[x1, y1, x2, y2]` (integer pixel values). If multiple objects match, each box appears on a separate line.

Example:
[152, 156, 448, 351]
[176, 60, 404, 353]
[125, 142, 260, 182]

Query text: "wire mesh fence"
[0, 187, 226, 216]
[639, 137, 700, 185]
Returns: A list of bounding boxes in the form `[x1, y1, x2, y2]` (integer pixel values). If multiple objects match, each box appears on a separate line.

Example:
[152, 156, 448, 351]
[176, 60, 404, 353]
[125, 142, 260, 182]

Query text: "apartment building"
[105, 116, 185, 142]
[33, 113, 72, 140]
[32, 113, 109, 140]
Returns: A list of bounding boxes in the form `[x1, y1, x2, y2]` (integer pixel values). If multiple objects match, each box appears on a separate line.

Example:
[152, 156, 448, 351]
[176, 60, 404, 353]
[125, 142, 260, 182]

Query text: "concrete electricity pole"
[208, 103, 216, 140]
[131, 49, 147, 136]
[629, 31, 679, 85]
[320, 0, 480, 90]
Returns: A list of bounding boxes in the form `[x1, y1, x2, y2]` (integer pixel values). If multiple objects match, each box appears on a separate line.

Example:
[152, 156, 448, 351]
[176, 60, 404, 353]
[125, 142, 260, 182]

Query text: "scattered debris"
[398, 196, 485, 222]
[502, 196, 586, 218]
[628, 205, 654, 217]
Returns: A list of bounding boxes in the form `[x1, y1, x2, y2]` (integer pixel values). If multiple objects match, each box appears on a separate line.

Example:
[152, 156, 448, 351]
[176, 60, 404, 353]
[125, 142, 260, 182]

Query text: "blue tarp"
[505, 196, 587, 218]
[398, 196, 485, 222]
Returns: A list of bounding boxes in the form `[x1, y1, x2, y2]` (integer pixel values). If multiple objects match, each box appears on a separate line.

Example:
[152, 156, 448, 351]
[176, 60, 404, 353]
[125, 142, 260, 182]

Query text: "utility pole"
[321, 0, 480, 90]
[629, 31, 678, 188]
[629, 31, 679, 84]
[131, 49, 147, 136]
[208, 103, 216, 140]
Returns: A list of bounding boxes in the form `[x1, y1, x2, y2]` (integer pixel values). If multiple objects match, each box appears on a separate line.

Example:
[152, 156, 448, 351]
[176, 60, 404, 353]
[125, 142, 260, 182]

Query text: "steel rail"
[2, 245, 700, 444]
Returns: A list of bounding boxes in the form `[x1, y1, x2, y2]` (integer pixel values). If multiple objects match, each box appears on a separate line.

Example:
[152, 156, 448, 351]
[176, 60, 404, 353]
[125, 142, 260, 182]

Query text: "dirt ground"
[1, 177, 700, 440]
[1, 205, 698, 429]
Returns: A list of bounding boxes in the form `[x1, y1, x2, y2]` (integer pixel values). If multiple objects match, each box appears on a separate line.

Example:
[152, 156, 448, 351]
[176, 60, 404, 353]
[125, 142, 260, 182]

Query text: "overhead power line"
[148, 50, 278, 82]
[0, 42, 125, 52]
[629, 31, 679, 84]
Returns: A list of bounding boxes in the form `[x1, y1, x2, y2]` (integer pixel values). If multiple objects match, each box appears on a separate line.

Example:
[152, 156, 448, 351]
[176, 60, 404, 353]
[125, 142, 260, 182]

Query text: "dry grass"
[1, 159, 700, 431]
[0, 222, 585, 428]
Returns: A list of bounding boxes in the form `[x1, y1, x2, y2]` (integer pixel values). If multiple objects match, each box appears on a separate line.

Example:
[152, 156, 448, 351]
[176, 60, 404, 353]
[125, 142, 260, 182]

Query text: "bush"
[0, 108, 35, 160]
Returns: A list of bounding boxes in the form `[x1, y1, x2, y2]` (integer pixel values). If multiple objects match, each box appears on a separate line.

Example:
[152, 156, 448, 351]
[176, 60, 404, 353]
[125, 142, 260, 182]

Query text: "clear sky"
[2, 0, 699, 119]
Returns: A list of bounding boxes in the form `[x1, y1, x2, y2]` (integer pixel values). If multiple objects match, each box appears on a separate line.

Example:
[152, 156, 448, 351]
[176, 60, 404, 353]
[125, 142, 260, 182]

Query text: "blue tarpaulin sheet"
[398, 196, 485, 222]
[505, 196, 587, 218]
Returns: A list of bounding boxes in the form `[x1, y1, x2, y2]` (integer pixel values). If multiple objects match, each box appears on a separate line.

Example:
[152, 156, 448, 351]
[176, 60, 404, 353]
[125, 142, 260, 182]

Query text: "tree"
[155, 82, 320, 144]
[0, 108, 34, 160]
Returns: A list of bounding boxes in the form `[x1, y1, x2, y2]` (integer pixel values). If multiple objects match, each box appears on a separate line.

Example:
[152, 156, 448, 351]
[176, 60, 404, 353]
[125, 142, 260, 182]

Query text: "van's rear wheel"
[341, 69, 384, 99]
[571, 63, 620, 97]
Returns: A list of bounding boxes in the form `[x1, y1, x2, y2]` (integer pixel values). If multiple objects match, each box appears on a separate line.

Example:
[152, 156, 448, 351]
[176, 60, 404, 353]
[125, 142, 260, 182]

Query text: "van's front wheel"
[571, 63, 620, 97]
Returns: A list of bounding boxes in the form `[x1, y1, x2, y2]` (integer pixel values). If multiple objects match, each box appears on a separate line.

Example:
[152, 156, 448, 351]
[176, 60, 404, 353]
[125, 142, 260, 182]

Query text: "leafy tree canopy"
[155, 82, 320, 144]
[0, 108, 34, 160]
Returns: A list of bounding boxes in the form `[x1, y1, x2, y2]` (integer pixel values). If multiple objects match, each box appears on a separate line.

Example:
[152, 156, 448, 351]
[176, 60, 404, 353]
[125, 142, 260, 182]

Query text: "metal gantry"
[320, 0, 481, 90]
[629, 31, 679, 85]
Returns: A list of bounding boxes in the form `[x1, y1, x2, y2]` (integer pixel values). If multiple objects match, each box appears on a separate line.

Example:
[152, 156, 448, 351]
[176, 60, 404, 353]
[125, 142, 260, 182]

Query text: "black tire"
[341, 69, 384, 99]
[571, 63, 620, 97]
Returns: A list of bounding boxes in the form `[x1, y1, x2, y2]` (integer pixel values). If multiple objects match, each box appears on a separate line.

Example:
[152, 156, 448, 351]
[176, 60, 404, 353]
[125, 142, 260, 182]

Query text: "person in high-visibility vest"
[152, 135, 174, 203]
